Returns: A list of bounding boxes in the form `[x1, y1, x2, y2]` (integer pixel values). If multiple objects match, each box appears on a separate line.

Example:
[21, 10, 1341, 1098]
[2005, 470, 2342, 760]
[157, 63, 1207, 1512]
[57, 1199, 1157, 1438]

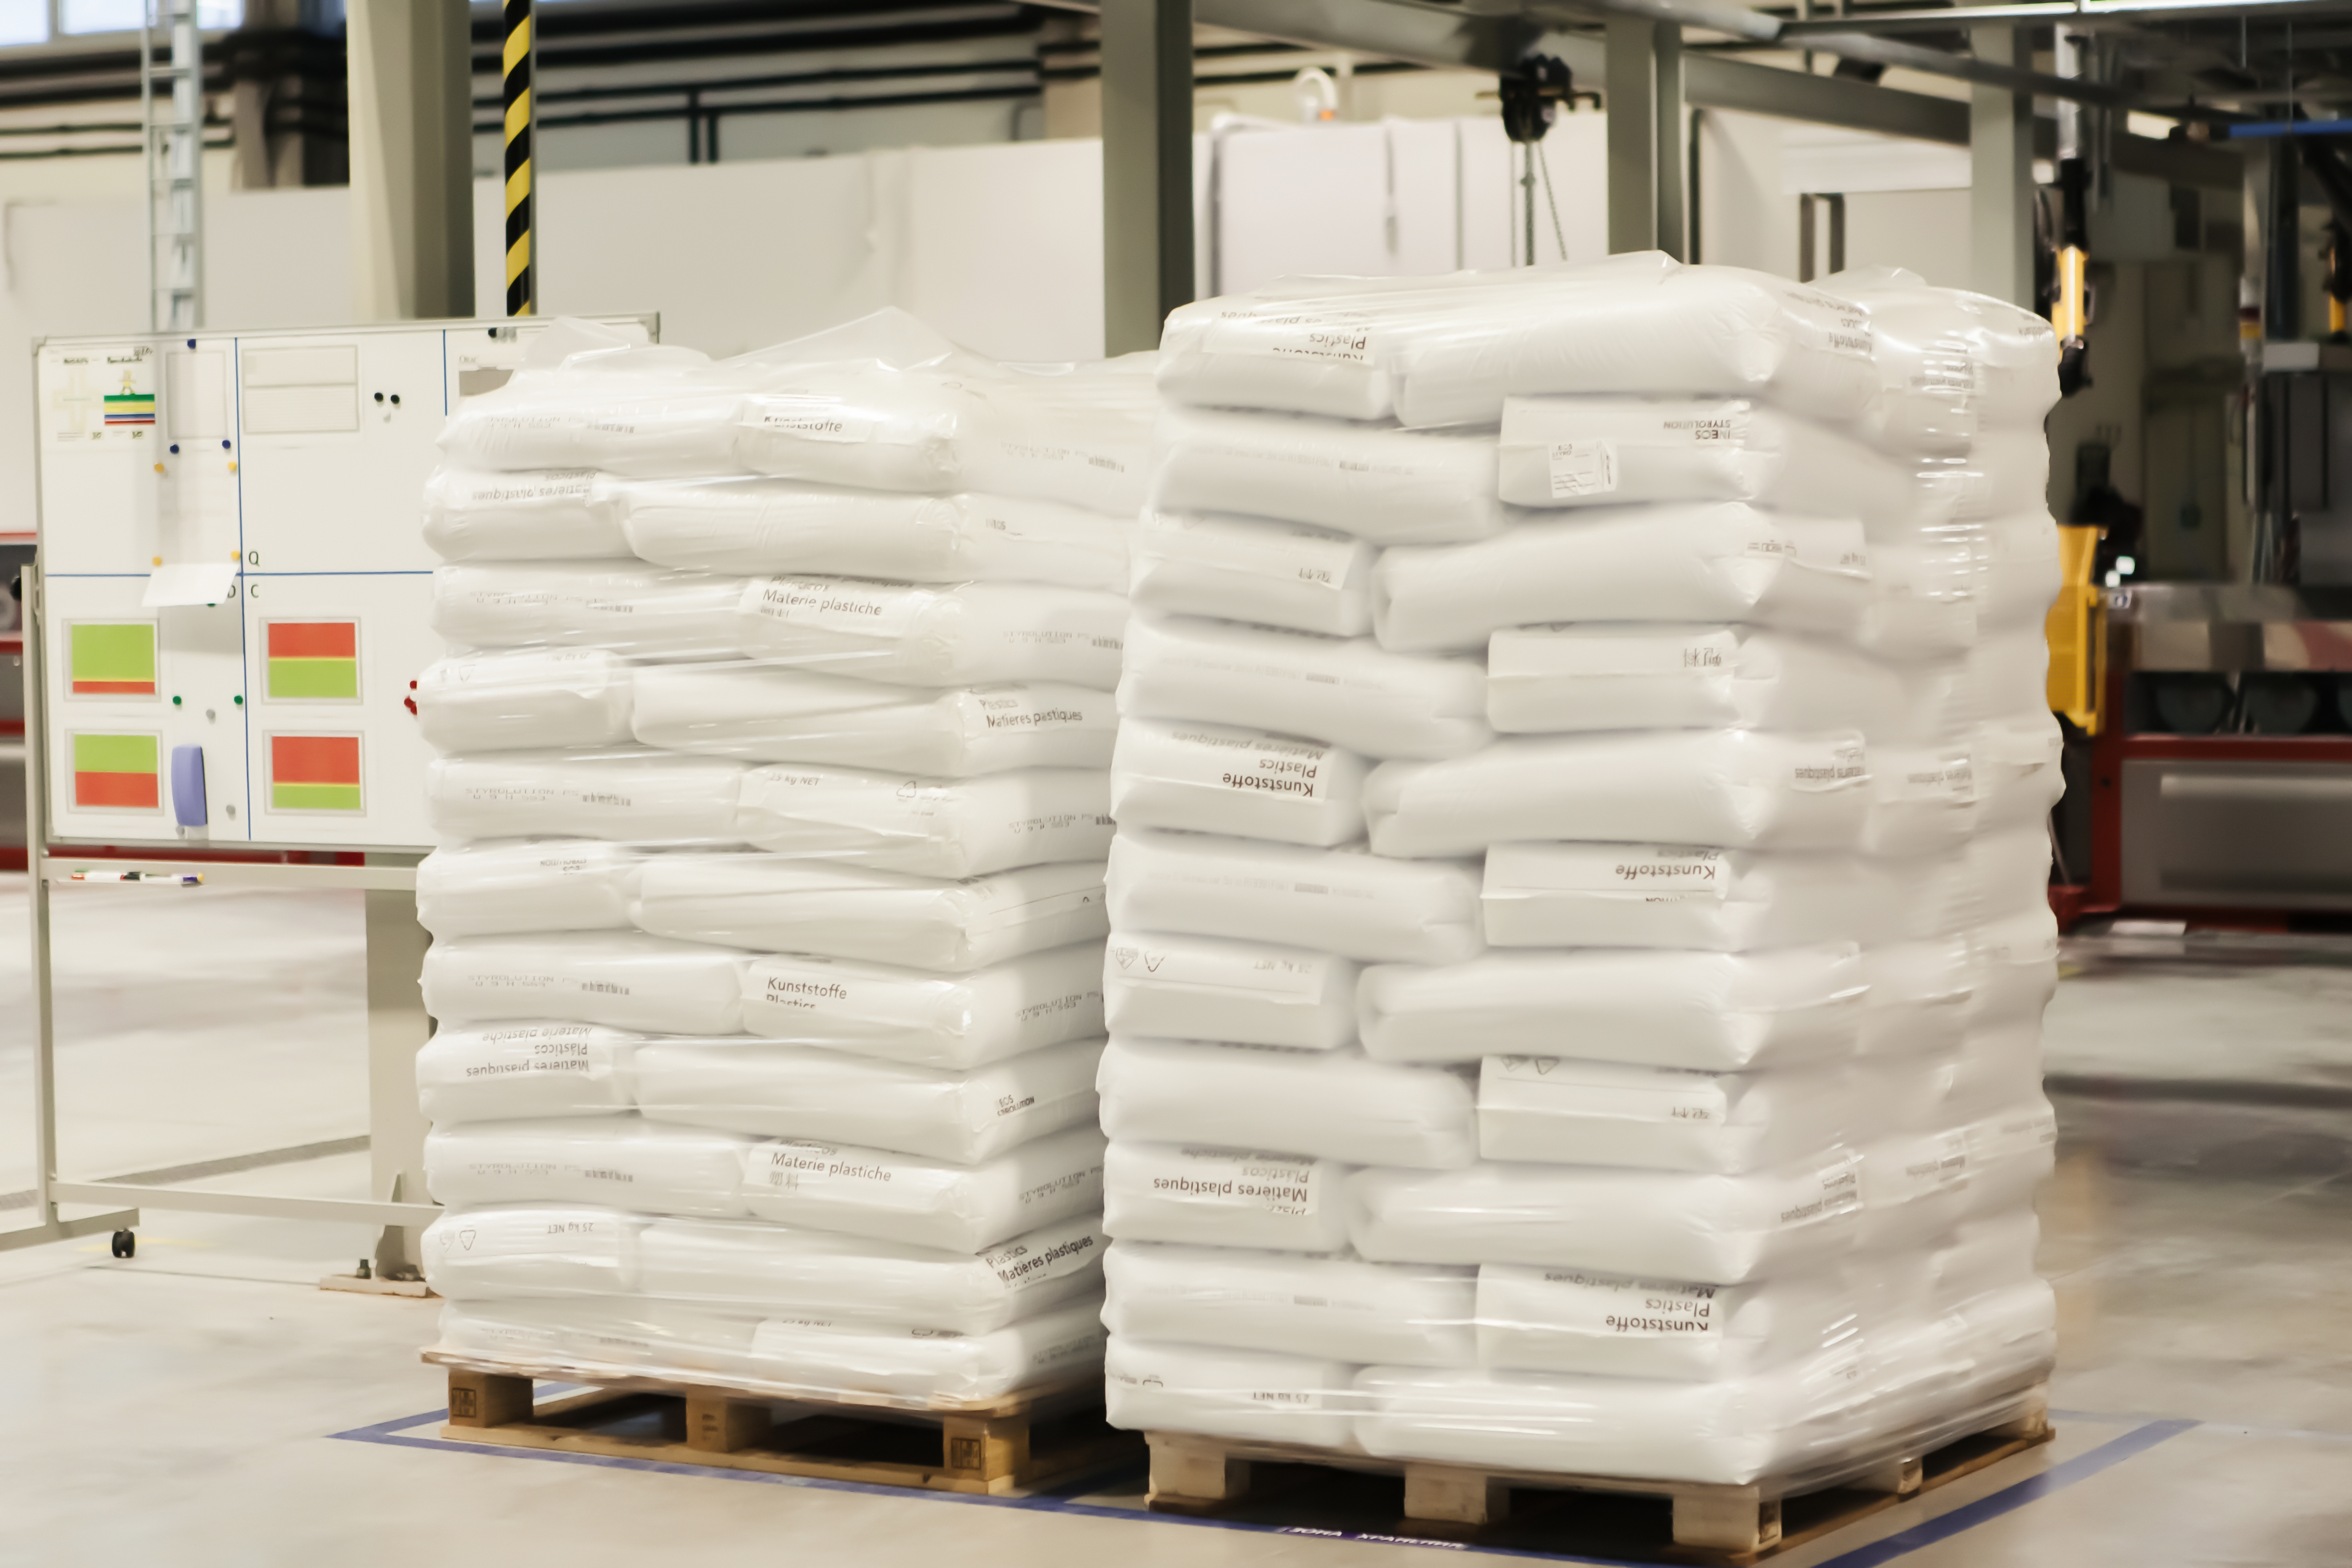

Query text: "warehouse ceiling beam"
[1777, 0, 2352, 37]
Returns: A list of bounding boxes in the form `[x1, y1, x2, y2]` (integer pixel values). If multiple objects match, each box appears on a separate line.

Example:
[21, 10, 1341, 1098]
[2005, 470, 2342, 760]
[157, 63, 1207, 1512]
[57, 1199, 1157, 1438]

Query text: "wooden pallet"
[1146, 1383, 2052, 1565]
[427, 1355, 1143, 1496]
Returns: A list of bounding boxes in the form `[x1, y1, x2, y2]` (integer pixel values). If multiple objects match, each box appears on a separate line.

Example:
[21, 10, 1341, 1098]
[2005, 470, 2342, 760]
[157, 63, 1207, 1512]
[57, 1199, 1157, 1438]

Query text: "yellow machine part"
[2045, 523, 2104, 734]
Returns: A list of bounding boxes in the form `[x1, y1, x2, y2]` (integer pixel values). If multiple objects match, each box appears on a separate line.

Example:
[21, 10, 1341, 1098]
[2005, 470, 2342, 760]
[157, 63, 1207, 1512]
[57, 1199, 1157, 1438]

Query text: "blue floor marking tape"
[1807, 1418, 2200, 1568]
[328, 1402, 2197, 1565]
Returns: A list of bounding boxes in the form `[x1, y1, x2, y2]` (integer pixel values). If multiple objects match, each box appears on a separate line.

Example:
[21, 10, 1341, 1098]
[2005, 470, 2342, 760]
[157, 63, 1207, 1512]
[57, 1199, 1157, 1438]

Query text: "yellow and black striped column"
[502, 0, 534, 317]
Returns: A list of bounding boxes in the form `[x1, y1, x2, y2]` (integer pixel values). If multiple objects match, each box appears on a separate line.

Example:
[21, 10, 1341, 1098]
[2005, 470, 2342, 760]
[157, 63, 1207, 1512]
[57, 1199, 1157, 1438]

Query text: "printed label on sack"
[1143, 515, 1360, 592]
[1547, 438, 1619, 499]
[435, 1210, 622, 1257]
[980, 1224, 1102, 1293]
[1497, 628, 1739, 679]
[1488, 844, 1731, 900]
[1661, 409, 1754, 444]
[1778, 1150, 1864, 1227]
[742, 1140, 896, 1194]
[745, 577, 929, 638]
[1790, 740, 1869, 792]
[962, 685, 1099, 737]
[1486, 1058, 1727, 1124]
[1145, 1147, 1319, 1215]
[1149, 727, 1340, 804]
[1209, 307, 1376, 366]
[448, 1022, 614, 1082]
[1499, 1268, 1723, 1338]
[453, 470, 596, 505]
[744, 394, 881, 443]
[741, 768, 946, 831]
[1731, 517, 1869, 576]
[1967, 1105, 2057, 1163]
[454, 964, 635, 1001]
[1881, 750, 1976, 804]
[1108, 940, 1331, 998]
[1872, 1131, 1970, 1207]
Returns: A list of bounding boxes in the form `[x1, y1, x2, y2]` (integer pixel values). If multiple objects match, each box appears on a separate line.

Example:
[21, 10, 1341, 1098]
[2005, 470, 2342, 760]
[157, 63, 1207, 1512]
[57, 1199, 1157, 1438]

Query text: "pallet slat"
[1144, 1382, 2053, 1565]
[431, 1362, 1142, 1497]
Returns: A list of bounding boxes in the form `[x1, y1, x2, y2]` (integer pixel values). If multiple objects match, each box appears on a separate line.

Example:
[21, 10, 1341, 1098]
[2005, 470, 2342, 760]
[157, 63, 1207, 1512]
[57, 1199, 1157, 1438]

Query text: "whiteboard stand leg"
[361, 865, 432, 1283]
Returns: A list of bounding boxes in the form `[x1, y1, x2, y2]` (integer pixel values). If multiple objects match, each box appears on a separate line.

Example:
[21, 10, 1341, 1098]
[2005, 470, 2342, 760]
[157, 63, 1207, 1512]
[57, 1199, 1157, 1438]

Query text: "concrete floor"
[3, 880, 2350, 1566]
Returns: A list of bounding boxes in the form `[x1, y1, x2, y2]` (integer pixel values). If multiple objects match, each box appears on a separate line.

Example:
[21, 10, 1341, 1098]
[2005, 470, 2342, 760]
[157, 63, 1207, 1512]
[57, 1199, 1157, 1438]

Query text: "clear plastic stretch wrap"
[417, 311, 1149, 1408]
[1102, 260, 2062, 1488]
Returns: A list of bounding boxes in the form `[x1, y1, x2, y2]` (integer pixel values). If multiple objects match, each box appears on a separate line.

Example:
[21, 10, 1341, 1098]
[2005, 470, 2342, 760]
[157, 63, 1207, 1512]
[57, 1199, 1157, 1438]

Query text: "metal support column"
[1969, 25, 2035, 308]
[364, 863, 432, 1279]
[1606, 18, 1685, 259]
[141, 0, 205, 333]
[348, 0, 474, 321]
[502, 0, 535, 318]
[1101, 0, 1193, 353]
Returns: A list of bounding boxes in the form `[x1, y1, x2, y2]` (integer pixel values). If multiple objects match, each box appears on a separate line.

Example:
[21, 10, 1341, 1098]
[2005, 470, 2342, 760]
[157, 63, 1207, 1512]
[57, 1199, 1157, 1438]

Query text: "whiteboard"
[35, 314, 657, 851]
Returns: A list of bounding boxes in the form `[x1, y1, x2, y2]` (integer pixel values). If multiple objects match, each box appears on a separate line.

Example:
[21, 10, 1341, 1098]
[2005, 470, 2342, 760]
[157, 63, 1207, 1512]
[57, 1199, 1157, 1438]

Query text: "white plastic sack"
[613, 479, 1128, 589]
[1856, 937, 1977, 1056]
[739, 1299, 1105, 1404]
[637, 1213, 1106, 1335]
[738, 1125, 1106, 1252]
[1158, 263, 1878, 429]
[1969, 906, 2059, 1029]
[1830, 266, 2062, 441]
[425, 749, 748, 846]
[1099, 1037, 1477, 1170]
[630, 1035, 1104, 1163]
[1105, 1337, 1362, 1449]
[415, 839, 641, 939]
[1353, 1350, 1871, 1485]
[422, 932, 746, 1034]
[1373, 505, 1871, 653]
[733, 764, 1112, 876]
[416, 1021, 642, 1124]
[438, 343, 751, 478]
[953, 358, 1158, 515]
[423, 468, 630, 562]
[631, 664, 1118, 775]
[1477, 1055, 1867, 1173]
[1105, 1242, 1476, 1368]
[432, 1298, 750, 1384]
[631, 856, 1106, 970]
[734, 578, 1127, 689]
[421, 1204, 643, 1299]
[1119, 614, 1490, 763]
[1857, 1097, 2055, 1246]
[1486, 624, 1906, 738]
[1365, 732, 1869, 858]
[423, 1115, 752, 1217]
[1107, 828, 1482, 965]
[1150, 405, 1506, 545]
[432, 562, 750, 661]
[1859, 742, 1978, 857]
[1475, 1262, 1861, 1382]
[1129, 511, 1377, 636]
[1104, 1140, 1356, 1253]
[1495, 395, 1909, 515]
[740, 943, 1105, 1067]
[1480, 842, 1884, 952]
[1348, 1150, 1863, 1283]
[1105, 931, 1360, 1050]
[414, 648, 636, 754]
[1109, 719, 1369, 849]
[1358, 946, 1864, 1069]
[729, 369, 981, 493]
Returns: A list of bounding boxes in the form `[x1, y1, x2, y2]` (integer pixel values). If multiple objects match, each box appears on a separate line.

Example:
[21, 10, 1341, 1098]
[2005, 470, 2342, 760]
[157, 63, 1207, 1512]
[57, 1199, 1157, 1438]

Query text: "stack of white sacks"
[1098, 258, 2066, 1485]
[408, 312, 1152, 1406]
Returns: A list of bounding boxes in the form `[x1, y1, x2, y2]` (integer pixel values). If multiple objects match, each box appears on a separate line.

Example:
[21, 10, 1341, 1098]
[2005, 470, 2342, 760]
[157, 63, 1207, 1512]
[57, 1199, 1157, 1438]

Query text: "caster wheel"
[109, 1230, 135, 1259]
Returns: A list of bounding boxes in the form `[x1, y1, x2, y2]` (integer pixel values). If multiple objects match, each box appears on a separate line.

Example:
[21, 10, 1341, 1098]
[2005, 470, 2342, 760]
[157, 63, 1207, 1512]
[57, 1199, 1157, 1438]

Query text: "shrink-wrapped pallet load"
[412, 312, 1149, 1406]
[1100, 258, 2063, 1496]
